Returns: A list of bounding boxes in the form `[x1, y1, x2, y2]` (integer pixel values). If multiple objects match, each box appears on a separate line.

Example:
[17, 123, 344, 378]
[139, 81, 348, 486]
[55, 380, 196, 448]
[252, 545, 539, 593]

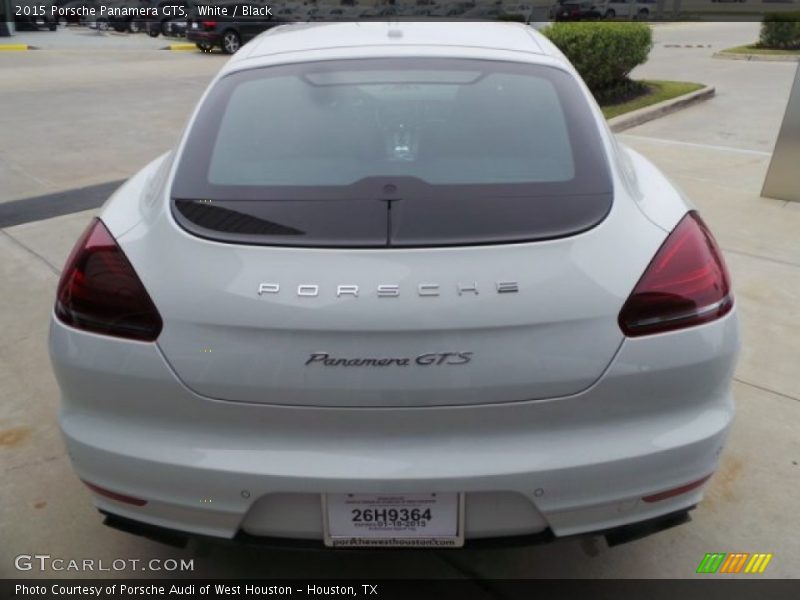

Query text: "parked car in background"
[502, 4, 535, 20]
[359, 5, 398, 18]
[187, 0, 284, 53]
[51, 21, 739, 551]
[14, 0, 58, 30]
[71, 0, 141, 32]
[430, 5, 468, 17]
[145, 0, 194, 37]
[321, 7, 353, 20]
[57, 0, 98, 24]
[601, 0, 656, 18]
[549, 0, 603, 20]
[462, 6, 504, 19]
[304, 6, 321, 20]
[158, 17, 188, 36]
[108, 0, 153, 33]
[274, 6, 302, 21]
[64, 0, 116, 29]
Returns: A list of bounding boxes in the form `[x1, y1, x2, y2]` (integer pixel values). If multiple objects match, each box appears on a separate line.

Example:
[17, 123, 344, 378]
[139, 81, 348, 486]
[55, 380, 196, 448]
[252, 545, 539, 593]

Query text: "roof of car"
[232, 21, 556, 67]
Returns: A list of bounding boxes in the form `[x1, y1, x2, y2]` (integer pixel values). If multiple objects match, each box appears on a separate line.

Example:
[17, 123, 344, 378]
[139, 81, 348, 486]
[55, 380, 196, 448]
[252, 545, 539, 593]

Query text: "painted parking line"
[0, 44, 32, 51]
[163, 43, 197, 51]
[618, 134, 773, 157]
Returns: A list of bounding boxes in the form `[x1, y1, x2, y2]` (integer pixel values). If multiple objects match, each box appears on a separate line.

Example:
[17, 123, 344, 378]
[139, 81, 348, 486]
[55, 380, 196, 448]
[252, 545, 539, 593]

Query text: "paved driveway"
[1, 23, 798, 579]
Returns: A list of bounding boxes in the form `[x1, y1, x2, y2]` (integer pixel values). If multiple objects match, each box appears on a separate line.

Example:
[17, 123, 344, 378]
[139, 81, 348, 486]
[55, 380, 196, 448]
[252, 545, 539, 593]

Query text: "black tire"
[128, 19, 141, 34]
[161, 19, 171, 37]
[221, 29, 241, 54]
[148, 26, 159, 37]
[49, 22, 57, 31]
[97, 19, 109, 31]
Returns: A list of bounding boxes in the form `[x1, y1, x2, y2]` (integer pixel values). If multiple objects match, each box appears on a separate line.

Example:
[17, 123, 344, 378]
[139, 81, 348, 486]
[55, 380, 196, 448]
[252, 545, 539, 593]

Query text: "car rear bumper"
[99, 507, 695, 550]
[51, 310, 738, 543]
[62, 418, 728, 542]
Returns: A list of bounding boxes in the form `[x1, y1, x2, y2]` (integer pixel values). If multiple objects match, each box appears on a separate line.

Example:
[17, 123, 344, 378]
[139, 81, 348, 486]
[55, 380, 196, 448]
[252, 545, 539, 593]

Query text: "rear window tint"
[207, 68, 574, 187]
[171, 58, 612, 247]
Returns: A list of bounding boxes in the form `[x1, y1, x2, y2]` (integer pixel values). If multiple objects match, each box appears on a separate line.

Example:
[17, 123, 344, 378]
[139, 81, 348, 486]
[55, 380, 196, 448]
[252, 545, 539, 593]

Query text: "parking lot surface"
[1, 23, 798, 579]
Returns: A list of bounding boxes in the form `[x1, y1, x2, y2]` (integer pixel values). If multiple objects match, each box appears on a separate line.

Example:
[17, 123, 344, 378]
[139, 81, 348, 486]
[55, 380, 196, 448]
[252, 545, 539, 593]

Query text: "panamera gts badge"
[258, 281, 519, 298]
[306, 352, 473, 367]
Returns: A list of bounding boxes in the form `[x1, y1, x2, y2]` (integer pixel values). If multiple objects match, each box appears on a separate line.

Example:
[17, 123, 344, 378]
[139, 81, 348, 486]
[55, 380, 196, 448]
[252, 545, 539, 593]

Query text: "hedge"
[543, 23, 653, 93]
[759, 13, 800, 50]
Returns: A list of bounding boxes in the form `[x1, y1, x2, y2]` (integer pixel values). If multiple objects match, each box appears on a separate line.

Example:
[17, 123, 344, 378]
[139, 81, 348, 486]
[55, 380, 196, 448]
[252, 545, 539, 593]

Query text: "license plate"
[323, 493, 464, 548]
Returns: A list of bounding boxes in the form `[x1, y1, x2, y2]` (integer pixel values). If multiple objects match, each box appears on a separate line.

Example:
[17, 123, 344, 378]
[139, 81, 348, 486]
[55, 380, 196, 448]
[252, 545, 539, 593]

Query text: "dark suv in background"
[187, 0, 283, 53]
[107, 0, 151, 32]
[145, 0, 195, 37]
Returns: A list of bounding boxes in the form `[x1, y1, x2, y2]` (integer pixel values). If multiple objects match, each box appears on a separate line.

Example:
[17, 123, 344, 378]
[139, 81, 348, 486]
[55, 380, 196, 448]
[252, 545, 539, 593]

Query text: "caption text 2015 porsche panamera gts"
[49, 22, 739, 549]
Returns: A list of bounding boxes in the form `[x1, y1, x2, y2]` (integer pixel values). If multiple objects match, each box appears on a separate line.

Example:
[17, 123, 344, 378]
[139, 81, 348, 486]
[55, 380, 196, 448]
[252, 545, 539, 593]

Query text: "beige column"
[763, 64, 800, 202]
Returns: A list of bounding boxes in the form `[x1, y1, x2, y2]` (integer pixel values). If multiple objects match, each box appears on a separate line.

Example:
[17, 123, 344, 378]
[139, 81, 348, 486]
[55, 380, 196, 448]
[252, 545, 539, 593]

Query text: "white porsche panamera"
[49, 22, 739, 548]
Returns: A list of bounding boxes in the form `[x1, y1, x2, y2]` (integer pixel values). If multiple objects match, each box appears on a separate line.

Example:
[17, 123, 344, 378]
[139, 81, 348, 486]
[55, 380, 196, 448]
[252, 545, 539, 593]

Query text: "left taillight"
[55, 218, 163, 342]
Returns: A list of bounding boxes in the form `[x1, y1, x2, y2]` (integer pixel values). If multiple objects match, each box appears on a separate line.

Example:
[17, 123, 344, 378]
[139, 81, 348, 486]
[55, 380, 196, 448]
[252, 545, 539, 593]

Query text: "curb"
[0, 44, 33, 51]
[162, 43, 197, 51]
[608, 85, 715, 133]
[713, 51, 800, 63]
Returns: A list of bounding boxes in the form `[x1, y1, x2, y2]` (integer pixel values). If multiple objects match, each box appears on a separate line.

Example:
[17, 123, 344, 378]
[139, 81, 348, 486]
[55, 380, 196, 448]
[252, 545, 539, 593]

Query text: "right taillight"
[618, 211, 733, 337]
[55, 218, 163, 342]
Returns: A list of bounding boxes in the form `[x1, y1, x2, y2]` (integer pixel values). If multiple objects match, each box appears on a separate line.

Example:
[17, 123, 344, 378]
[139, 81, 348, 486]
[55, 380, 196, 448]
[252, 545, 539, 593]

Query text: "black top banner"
[12, 0, 800, 25]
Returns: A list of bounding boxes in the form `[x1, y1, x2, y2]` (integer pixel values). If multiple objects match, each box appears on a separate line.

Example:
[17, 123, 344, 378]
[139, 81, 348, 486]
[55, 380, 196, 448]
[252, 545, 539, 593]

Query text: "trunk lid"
[123, 55, 667, 407]
[119, 194, 665, 408]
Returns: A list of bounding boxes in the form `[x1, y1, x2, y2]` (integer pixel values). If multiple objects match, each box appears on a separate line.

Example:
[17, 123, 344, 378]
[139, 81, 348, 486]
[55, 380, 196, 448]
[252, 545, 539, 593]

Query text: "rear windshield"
[172, 58, 612, 247]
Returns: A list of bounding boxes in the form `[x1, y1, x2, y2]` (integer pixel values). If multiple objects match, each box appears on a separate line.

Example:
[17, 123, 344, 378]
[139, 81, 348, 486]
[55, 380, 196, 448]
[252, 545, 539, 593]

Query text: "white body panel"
[50, 22, 739, 543]
[51, 311, 737, 538]
[118, 186, 663, 407]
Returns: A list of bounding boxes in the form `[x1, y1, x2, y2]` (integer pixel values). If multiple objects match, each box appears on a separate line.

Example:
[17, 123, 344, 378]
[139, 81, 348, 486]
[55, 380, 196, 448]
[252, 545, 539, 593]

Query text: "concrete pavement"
[631, 21, 795, 153]
[0, 28, 225, 204]
[1, 23, 799, 579]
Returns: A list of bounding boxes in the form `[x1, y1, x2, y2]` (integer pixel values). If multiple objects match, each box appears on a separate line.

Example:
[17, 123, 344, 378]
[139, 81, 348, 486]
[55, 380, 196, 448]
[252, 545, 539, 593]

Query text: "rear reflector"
[619, 211, 733, 337]
[642, 474, 712, 503]
[55, 218, 162, 342]
[82, 480, 148, 507]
